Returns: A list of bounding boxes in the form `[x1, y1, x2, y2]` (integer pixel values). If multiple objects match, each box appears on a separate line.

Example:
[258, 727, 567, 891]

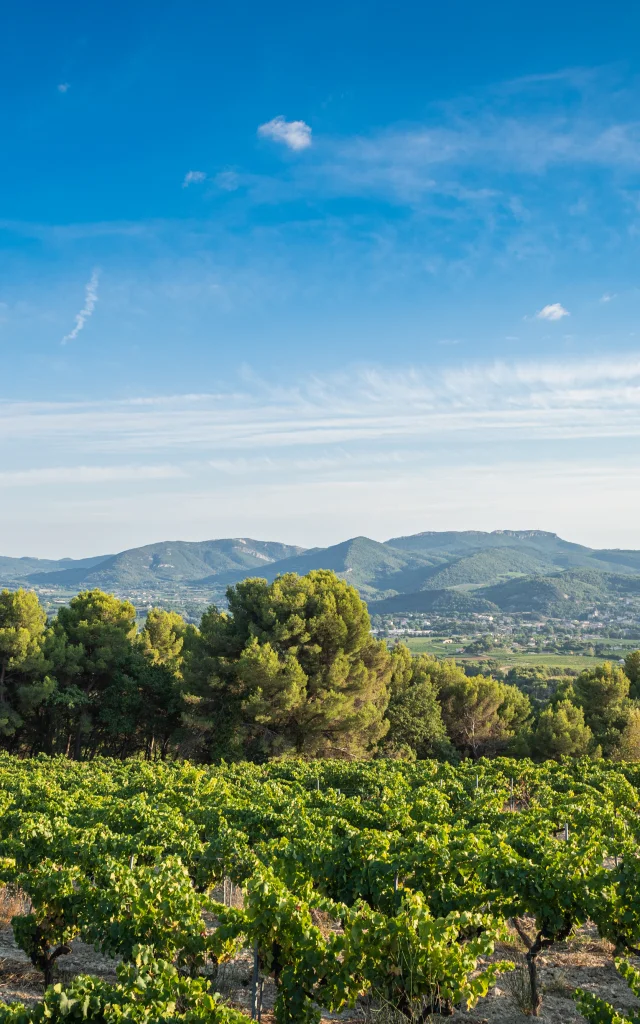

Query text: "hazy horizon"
[4, 523, 640, 563]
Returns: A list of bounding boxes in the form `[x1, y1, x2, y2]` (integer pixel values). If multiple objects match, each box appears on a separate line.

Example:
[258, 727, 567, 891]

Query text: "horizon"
[3, 525, 638, 563]
[3, 1, 640, 554]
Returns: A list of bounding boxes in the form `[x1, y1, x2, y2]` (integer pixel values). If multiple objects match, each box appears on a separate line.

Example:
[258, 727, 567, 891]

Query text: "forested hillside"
[5, 530, 640, 620]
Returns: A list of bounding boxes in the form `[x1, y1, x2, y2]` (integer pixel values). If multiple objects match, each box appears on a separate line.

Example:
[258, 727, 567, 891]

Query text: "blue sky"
[3, 0, 640, 556]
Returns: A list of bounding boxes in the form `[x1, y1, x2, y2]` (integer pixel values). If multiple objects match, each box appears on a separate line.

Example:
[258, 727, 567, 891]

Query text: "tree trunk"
[525, 947, 542, 1016]
[72, 726, 83, 760]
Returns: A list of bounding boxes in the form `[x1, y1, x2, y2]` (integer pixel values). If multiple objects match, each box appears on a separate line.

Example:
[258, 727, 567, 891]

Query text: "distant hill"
[0, 553, 111, 582]
[26, 539, 304, 591]
[368, 589, 499, 615]
[3, 529, 640, 619]
[477, 568, 640, 616]
[417, 548, 555, 589]
[202, 536, 446, 601]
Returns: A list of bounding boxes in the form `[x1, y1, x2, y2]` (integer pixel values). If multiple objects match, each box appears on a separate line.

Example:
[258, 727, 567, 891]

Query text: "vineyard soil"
[0, 916, 635, 1023]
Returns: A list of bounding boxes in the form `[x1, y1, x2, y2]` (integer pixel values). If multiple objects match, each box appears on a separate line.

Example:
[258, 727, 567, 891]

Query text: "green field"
[401, 636, 618, 670]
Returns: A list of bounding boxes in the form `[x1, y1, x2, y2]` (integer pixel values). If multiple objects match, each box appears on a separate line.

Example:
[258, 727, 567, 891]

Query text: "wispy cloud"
[3, 354, 640, 551]
[0, 465, 184, 488]
[258, 116, 312, 151]
[57, 83, 70, 93]
[536, 302, 569, 321]
[601, 292, 616, 303]
[182, 170, 206, 187]
[214, 170, 241, 191]
[4, 354, 640, 454]
[61, 269, 100, 344]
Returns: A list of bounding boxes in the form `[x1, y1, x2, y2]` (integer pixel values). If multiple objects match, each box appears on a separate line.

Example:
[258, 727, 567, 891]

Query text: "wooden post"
[251, 939, 259, 1019]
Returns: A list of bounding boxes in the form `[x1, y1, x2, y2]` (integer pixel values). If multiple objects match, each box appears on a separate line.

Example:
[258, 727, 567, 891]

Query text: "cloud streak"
[0, 465, 185, 488]
[4, 354, 640, 454]
[61, 269, 100, 344]
[3, 354, 640, 552]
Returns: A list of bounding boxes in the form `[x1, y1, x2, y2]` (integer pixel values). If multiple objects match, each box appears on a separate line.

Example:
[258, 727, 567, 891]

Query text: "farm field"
[1, 755, 640, 1023]
[402, 636, 609, 669]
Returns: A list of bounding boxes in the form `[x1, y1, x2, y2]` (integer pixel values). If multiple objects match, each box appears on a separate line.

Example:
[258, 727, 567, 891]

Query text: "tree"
[530, 700, 593, 760]
[382, 646, 450, 758]
[137, 609, 190, 759]
[0, 589, 50, 739]
[613, 707, 640, 761]
[573, 662, 630, 756]
[139, 609, 187, 673]
[624, 650, 640, 696]
[182, 570, 392, 760]
[437, 667, 531, 758]
[47, 590, 139, 758]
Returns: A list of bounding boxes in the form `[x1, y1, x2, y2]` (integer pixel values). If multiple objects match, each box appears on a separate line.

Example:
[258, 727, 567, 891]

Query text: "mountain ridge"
[2, 530, 640, 618]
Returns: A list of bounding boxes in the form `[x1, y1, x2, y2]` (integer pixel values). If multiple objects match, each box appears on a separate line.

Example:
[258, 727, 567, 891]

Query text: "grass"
[402, 637, 608, 670]
[0, 887, 29, 928]
[401, 638, 466, 657]
[494, 652, 610, 670]
[502, 957, 535, 1015]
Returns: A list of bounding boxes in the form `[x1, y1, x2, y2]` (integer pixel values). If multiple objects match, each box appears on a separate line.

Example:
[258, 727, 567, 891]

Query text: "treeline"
[1, 569, 639, 761]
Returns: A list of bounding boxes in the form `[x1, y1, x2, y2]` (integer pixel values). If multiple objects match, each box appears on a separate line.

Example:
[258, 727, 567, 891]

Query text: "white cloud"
[182, 170, 206, 187]
[536, 302, 569, 321]
[57, 83, 70, 93]
[601, 292, 616, 303]
[61, 269, 100, 344]
[257, 116, 312, 151]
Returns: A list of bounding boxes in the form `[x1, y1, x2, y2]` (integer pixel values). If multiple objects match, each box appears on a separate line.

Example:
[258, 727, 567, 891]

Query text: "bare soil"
[0, 914, 634, 1022]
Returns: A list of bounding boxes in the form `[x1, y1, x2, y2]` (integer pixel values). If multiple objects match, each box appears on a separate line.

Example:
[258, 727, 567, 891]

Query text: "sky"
[3, 0, 640, 556]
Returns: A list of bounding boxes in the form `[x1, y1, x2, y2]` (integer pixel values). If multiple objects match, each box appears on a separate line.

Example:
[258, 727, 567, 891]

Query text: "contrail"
[62, 269, 100, 344]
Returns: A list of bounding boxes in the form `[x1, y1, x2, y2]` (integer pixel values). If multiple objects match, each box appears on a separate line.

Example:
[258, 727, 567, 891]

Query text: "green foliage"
[184, 570, 392, 760]
[0, 755, 640, 1021]
[573, 662, 631, 755]
[624, 650, 640, 694]
[138, 608, 187, 671]
[613, 708, 640, 761]
[0, 589, 50, 736]
[0, 947, 248, 1024]
[437, 668, 532, 758]
[1, 572, 640, 764]
[531, 699, 594, 759]
[383, 647, 449, 758]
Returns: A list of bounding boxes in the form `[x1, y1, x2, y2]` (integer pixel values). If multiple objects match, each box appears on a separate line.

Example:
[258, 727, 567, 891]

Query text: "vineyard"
[0, 756, 640, 1023]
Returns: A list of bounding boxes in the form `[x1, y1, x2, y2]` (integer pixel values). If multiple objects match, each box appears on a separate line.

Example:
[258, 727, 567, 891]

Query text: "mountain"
[4, 529, 640, 620]
[199, 536, 446, 601]
[0, 553, 111, 583]
[368, 589, 499, 615]
[417, 548, 555, 589]
[387, 529, 588, 558]
[387, 529, 640, 574]
[26, 539, 304, 591]
[477, 568, 640, 616]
